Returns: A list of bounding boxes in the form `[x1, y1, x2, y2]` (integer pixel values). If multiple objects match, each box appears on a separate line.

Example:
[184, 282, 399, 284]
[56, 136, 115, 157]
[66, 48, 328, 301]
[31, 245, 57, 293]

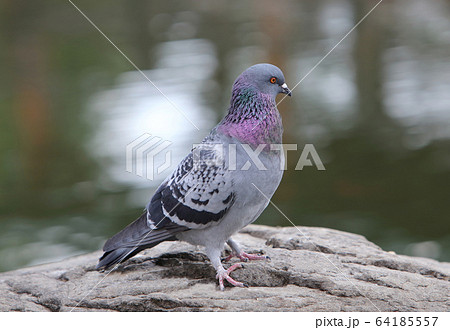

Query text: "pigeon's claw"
[239, 251, 269, 262]
[216, 263, 245, 291]
[221, 254, 234, 263]
[224, 251, 270, 262]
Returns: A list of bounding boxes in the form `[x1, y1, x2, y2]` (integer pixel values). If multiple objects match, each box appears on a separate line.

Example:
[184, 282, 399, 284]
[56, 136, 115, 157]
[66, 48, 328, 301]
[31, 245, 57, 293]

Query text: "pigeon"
[97, 63, 291, 290]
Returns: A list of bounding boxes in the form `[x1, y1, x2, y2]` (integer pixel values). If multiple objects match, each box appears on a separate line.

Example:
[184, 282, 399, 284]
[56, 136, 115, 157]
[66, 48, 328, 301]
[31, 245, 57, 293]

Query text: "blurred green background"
[1, 0, 449, 272]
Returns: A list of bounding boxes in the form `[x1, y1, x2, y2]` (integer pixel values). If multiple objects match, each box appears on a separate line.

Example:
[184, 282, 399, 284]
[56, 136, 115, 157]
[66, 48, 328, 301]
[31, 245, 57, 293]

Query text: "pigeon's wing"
[147, 141, 235, 230]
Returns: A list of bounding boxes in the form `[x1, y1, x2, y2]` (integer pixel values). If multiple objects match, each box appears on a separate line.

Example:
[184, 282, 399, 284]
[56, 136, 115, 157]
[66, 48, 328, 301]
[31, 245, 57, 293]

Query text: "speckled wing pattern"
[147, 136, 235, 230]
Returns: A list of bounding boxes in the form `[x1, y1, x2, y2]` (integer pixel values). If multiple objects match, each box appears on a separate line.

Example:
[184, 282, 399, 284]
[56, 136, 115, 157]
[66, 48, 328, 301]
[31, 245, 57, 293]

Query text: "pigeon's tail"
[96, 212, 183, 270]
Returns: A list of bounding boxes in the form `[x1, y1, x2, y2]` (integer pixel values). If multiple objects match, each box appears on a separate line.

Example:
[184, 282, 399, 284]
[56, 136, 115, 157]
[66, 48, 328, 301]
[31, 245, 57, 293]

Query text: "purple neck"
[218, 84, 283, 148]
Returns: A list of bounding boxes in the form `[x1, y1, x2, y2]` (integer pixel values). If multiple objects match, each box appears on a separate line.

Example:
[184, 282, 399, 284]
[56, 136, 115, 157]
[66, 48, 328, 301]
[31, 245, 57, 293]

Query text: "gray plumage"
[97, 63, 291, 290]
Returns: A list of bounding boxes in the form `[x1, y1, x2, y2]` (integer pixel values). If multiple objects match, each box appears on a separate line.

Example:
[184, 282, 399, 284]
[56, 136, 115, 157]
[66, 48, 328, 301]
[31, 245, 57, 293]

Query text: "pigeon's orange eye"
[270, 77, 277, 84]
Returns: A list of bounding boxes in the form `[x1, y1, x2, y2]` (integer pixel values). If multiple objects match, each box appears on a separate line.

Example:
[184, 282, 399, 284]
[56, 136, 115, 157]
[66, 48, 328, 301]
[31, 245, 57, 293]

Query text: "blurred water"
[89, 39, 217, 189]
[0, 0, 449, 272]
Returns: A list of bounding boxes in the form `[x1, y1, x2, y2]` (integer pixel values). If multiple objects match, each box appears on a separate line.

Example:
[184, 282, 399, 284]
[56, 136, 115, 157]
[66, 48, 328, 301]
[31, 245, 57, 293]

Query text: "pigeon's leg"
[224, 238, 270, 262]
[207, 246, 246, 290]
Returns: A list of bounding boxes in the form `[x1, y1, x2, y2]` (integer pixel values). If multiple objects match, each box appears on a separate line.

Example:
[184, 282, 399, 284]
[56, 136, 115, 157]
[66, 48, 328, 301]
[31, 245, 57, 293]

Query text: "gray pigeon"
[97, 63, 291, 290]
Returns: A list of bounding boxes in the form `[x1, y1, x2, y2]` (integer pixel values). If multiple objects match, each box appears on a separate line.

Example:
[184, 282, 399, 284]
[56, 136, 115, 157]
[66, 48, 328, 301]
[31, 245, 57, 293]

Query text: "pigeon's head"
[234, 63, 292, 100]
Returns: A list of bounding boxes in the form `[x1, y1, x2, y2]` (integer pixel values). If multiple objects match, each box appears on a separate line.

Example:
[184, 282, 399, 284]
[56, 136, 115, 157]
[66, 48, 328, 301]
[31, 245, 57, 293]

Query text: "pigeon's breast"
[224, 135, 284, 220]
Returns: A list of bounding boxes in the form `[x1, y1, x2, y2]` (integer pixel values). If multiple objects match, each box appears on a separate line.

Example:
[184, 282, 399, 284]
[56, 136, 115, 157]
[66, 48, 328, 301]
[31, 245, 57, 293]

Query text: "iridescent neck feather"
[218, 82, 283, 147]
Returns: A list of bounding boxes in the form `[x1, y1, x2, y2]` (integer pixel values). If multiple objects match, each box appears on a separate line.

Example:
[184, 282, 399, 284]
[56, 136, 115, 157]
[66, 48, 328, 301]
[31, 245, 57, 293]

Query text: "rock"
[0, 225, 448, 312]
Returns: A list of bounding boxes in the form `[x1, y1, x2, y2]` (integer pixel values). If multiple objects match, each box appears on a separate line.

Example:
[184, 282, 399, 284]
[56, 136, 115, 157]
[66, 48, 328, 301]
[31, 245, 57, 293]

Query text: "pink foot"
[223, 251, 270, 262]
[216, 263, 247, 291]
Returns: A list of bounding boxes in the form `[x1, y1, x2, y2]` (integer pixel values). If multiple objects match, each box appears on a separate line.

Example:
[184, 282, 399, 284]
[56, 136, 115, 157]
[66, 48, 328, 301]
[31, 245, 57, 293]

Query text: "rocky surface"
[0, 225, 449, 312]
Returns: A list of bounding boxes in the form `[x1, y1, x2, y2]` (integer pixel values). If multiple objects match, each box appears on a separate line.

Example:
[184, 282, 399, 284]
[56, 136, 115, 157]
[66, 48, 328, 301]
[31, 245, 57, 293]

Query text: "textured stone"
[0, 225, 448, 312]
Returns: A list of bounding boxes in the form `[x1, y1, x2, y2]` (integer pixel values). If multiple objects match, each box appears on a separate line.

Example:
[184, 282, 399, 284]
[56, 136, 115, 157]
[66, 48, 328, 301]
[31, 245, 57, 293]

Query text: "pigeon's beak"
[281, 83, 292, 97]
